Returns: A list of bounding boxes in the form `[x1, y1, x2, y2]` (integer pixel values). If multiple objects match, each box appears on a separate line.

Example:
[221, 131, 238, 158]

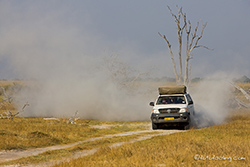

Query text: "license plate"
[164, 117, 174, 120]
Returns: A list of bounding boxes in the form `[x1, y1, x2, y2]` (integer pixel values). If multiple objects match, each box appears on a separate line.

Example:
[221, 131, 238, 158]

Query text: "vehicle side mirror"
[149, 102, 154, 106]
[188, 101, 193, 105]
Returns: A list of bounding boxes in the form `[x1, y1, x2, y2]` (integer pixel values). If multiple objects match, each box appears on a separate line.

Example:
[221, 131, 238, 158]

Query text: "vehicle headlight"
[179, 108, 187, 113]
[152, 109, 160, 114]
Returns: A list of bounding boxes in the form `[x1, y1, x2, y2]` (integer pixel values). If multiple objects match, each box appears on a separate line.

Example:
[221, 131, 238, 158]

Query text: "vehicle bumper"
[151, 112, 190, 124]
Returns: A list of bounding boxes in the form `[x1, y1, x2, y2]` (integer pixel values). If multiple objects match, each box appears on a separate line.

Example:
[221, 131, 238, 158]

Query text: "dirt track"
[0, 129, 184, 167]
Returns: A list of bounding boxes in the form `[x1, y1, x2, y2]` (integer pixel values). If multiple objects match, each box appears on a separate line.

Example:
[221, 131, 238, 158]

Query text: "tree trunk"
[159, 6, 210, 86]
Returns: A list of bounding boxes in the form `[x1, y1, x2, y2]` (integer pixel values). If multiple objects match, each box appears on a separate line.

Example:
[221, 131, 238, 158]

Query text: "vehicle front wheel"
[183, 123, 190, 130]
[152, 122, 158, 130]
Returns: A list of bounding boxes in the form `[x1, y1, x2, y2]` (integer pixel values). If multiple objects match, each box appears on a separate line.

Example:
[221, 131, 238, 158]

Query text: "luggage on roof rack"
[158, 85, 186, 95]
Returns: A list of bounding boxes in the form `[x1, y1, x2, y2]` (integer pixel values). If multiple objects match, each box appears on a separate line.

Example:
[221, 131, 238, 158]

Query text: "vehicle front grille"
[159, 108, 180, 113]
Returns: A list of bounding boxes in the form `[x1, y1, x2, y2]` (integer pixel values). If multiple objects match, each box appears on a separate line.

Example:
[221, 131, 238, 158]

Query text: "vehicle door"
[186, 94, 194, 115]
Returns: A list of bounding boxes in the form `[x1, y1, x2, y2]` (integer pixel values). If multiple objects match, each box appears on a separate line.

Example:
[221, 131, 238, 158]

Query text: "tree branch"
[189, 22, 199, 51]
[190, 22, 207, 52]
[194, 45, 214, 51]
[158, 32, 179, 82]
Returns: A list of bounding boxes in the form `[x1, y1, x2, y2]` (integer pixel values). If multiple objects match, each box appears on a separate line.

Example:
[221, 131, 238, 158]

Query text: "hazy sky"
[0, 0, 249, 79]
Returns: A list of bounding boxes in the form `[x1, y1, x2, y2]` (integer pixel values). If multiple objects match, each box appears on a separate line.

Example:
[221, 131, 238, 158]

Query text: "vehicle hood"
[153, 104, 187, 109]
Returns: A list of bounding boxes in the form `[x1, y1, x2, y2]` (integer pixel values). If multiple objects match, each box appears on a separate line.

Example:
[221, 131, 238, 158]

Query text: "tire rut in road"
[1, 129, 183, 167]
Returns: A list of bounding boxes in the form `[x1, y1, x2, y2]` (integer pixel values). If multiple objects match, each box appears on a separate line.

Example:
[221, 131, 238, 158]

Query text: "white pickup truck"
[149, 85, 194, 130]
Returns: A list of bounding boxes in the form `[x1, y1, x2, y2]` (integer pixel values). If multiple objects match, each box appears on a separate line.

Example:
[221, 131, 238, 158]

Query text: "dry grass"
[0, 117, 149, 151]
[0, 80, 24, 87]
[237, 82, 250, 90]
[1, 132, 156, 166]
[0, 80, 149, 151]
[0, 80, 250, 166]
[54, 110, 250, 167]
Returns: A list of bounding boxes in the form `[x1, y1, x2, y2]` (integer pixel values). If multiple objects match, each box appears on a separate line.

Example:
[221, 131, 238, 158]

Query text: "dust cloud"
[0, 2, 153, 121]
[0, 2, 240, 124]
[12, 55, 152, 121]
[189, 73, 234, 128]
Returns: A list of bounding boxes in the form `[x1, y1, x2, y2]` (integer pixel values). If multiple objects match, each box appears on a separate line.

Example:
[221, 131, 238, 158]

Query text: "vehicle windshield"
[157, 96, 186, 104]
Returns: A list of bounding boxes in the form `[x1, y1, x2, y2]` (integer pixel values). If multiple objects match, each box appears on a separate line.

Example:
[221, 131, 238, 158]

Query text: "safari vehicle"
[149, 85, 194, 130]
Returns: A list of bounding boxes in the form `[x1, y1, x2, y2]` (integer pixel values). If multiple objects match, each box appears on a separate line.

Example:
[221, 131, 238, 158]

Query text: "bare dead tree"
[159, 6, 211, 85]
[1, 87, 12, 103]
[0, 102, 29, 120]
[68, 110, 79, 124]
[0, 86, 30, 119]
